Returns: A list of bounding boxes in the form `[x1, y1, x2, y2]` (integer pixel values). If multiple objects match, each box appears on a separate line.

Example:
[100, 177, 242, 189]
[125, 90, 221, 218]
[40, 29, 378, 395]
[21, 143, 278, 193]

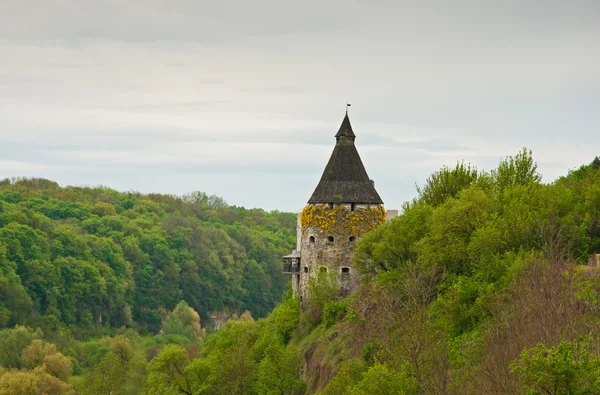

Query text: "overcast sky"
[1, 1, 599, 212]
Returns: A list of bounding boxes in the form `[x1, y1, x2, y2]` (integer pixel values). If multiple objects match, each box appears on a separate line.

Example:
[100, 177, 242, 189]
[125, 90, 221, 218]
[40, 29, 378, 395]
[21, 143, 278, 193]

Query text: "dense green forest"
[0, 179, 296, 333]
[2, 150, 600, 394]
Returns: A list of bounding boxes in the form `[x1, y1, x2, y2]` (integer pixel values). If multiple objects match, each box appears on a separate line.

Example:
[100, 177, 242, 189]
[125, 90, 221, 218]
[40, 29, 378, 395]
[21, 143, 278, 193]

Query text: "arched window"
[327, 236, 334, 243]
[349, 236, 356, 242]
[341, 267, 350, 274]
[320, 267, 328, 273]
[304, 266, 308, 273]
[309, 236, 316, 244]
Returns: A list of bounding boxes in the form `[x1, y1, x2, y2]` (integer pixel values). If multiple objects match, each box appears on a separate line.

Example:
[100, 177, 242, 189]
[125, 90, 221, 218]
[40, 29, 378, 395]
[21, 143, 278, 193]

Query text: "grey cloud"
[0, 0, 599, 211]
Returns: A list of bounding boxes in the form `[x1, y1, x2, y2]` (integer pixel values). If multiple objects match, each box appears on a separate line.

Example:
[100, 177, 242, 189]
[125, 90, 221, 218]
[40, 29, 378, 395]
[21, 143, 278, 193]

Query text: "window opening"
[327, 236, 334, 243]
[341, 267, 350, 274]
[349, 236, 356, 242]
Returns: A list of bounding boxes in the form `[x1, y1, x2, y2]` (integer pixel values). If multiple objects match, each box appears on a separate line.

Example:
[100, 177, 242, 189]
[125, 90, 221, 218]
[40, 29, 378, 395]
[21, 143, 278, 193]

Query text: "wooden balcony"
[283, 261, 300, 274]
[283, 250, 301, 274]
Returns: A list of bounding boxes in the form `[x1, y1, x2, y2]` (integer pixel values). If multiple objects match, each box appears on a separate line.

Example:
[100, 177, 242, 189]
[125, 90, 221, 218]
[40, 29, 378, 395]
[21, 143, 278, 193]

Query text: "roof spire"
[335, 110, 356, 143]
[346, 103, 351, 115]
[307, 111, 383, 205]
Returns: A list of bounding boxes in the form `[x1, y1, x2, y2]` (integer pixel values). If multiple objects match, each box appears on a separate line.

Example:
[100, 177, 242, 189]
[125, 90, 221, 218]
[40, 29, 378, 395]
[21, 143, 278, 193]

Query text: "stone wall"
[298, 203, 381, 302]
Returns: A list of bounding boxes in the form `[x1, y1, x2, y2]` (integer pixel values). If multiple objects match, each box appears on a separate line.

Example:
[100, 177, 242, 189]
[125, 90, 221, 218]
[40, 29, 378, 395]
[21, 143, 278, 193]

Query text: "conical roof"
[307, 114, 383, 205]
[335, 113, 356, 140]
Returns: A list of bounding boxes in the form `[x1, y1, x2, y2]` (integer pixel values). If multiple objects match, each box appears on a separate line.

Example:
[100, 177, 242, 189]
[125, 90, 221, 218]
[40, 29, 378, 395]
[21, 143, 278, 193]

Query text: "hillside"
[0, 178, 296, 334]
[1, 151, 600, 395]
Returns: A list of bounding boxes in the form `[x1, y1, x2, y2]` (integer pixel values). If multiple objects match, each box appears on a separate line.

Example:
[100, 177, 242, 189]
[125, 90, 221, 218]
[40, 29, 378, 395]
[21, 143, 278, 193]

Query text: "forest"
[1, 149, 600, 394]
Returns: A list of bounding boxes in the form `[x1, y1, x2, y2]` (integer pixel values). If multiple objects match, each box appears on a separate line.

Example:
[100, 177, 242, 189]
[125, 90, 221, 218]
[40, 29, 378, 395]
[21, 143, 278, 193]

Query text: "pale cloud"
[0, 0, 599, 210]
[0, 160, 59, 172]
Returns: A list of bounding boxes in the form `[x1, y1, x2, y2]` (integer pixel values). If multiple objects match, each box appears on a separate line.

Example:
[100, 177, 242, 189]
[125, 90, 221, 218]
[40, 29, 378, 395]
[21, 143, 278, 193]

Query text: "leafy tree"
[511, 340, 600, 395]
[416, 161, 479, 206]
[493, 147, 542, 194]
[322, 359, 366, 395]
[349, 363, 415, 394]
[0, 326, 41, 369]
[355, 203, 432, 274]
[91, 201, 117, 217]
[21, 340, 57, 368]
[41, 353, 72, 382]
[302, 270, 340, 327]
[270, 293, 300, 343]
[254, 343, 305, 395]
[81, 352, 125, 395]
[0, 366, 69, 395]
[162, 301, 204, 342]
[145, 345, 193, 395]
[0, 245, 33, 327]
[0, 178, 295, 333]
[417, 186, 494, 274]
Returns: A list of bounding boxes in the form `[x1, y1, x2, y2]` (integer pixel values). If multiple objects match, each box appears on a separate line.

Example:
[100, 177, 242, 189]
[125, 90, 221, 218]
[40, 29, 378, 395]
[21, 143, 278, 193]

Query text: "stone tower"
[283, 113, 387, 302]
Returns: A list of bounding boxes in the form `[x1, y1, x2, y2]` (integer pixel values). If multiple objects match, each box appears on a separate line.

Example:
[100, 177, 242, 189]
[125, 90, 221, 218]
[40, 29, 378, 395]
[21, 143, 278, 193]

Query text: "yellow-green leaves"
[301, 205, 385, 236]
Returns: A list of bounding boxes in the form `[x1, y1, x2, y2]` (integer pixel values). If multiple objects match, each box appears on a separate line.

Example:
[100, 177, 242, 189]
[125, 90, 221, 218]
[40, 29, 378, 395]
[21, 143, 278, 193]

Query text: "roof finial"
[346, 103, 351, 115]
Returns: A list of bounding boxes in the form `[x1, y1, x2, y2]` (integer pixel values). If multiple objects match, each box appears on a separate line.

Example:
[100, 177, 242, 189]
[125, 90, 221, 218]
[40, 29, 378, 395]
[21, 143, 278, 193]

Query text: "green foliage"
[0, 179, 296, 332]
[270, 292, 300, 343]
[0, 326, 42, 369]
[91, 201, 117, 217]
[416, 161, 479, 206]
[349, 363, 415, 394]
[20, 340, 72, 382]
[161, 301, 204, 342]
[82, 352, 126, 394]
[0, 366, 69, 395]
[0, 245, 33, 327]
[140, 293, 303, 394]
[321, 359, 366, 395]
[322, 300, 347, 329]
[355, 203, 432, 274]
[344, 151, 600, 393]
[3, 152, 600, 394]
[322, 361, 415, 395]
[145, 345, 192, 395]
[302, 271, 340, 328]
[493, 147, 542, 194]
[511, 339, 600, 395]
[254, 343, 306, 395]
[418, 186, 494, 275]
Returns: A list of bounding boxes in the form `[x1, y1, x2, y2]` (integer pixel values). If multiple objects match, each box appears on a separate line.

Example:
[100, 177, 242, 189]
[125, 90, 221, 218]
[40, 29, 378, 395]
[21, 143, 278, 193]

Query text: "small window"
[341, 267, 350, 274]
[304, 266, 308, 273]
[328, 203, 334, 209]
[309, 236, 316, 244]
[349, 236, 356, 242]
[327, 236, 334, 243]
[351, 203, 356, 211]
[320, 267, 328, 273]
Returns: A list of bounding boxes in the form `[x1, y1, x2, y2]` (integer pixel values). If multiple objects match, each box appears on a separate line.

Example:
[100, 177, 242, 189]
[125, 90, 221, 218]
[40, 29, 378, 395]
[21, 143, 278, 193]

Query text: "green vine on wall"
[301, 205, 386, 236]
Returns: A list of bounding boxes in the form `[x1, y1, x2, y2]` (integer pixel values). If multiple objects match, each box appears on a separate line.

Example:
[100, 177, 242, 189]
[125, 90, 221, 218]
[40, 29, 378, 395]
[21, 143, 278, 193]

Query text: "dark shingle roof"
[335, 113, 356, 140]
[307, 114, 383, 205]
